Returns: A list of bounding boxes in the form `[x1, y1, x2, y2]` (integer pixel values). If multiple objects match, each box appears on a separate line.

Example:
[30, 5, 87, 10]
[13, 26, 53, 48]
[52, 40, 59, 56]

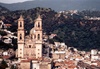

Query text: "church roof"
[30, 28, 35, 35]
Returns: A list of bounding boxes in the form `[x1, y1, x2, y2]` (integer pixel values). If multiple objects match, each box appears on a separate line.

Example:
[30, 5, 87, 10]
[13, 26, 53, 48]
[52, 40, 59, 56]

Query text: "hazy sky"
[0, 0, 31, 3]
[0, 0, 100, 4]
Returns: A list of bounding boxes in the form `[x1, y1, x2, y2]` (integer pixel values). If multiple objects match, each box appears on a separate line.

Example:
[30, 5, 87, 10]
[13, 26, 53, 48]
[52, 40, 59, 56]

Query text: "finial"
[19, 15, 24, 20]
[36, 12, 41, 18]
[20, 15, 23, 18]
[38, 14, 41, 19]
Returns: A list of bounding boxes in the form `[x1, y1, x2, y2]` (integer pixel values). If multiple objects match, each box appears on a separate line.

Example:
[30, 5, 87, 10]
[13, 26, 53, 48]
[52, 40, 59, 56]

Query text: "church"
[17, 15, 43, 59]
[17, 15, 52, 69]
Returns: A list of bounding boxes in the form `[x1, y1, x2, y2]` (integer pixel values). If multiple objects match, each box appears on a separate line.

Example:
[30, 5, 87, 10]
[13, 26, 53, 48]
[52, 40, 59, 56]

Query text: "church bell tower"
[17, 15, 25, 59]
[34, 15, 43, 58]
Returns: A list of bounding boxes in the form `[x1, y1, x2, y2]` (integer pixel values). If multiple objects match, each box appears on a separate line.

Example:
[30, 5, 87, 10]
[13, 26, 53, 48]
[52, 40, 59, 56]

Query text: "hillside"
[0, 7, 57, 33]
[0, 5, 100, 51]
[0, 0, 100, 11]
[0, 5, 9, 15]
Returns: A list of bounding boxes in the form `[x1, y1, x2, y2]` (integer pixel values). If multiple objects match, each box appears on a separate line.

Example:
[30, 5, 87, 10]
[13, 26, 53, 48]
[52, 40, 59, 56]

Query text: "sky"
[0, 0, 100, 4]
[0, 0, 31, 3]
[0, 0, 100, 11]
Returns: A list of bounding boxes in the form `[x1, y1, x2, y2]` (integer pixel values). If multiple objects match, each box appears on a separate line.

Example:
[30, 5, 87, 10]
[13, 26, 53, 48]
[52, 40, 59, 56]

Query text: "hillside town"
[0, 14, 99, 69]
[0, 0, 100, 68]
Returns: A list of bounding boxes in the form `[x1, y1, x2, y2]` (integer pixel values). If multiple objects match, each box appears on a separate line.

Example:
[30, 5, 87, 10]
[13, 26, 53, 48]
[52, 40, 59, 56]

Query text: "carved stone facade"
[17, 15, 43, 59]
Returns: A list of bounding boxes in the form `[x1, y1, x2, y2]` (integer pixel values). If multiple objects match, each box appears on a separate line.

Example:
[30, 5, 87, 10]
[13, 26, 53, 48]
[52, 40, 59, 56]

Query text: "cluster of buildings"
[0, 15, 100, 69]
[0, 20, 12, 29]
[84, 16, 100, 20]
[49, 42, 100, 69]
[55, 10, 78, 19]
[59, 10, 78, 15]
[0, 20, 17, 44]
[16, 15, 100, 69]
[0, 20, 17, 61]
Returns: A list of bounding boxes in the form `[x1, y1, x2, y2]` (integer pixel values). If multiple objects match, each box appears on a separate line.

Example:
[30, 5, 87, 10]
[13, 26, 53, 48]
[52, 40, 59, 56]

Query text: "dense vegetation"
[52, 19, 100, 51]
[0, 5, 100, 51]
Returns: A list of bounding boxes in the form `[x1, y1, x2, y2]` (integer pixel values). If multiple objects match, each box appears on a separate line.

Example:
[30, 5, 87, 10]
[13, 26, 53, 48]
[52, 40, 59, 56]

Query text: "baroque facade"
[17, 15, 42, 59]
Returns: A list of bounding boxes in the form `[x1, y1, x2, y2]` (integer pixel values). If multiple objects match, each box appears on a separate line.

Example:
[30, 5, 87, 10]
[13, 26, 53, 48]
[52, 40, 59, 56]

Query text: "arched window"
[20, 22, 22, 27]
[38, 34, 40, 40]
[38, 22, 40, 27]
[20, 34, 22, 40]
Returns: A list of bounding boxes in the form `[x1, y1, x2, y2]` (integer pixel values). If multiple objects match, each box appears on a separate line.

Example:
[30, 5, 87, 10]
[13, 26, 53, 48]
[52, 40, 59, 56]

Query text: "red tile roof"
[2, 56, 10, 59]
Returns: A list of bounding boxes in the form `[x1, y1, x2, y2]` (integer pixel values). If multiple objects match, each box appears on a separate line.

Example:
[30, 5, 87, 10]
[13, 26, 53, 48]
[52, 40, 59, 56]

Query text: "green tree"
[0, 60, 8, 69]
